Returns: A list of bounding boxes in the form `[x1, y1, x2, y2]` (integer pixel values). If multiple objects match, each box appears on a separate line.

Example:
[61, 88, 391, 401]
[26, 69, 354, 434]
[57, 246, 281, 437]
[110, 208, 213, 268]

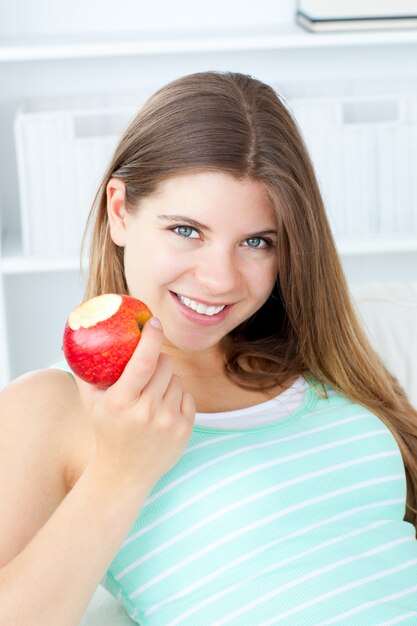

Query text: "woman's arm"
[0, 320, 195, 626]
[0, 448, 154, 626]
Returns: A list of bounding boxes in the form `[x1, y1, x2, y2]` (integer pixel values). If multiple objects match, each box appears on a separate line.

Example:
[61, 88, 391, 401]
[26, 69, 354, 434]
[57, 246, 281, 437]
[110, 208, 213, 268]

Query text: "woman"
[1, 71, 417, 625]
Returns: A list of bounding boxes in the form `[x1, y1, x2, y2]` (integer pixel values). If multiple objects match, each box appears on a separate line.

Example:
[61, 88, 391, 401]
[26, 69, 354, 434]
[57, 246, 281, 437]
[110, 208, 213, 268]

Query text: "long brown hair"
[82, 70, 417, 530]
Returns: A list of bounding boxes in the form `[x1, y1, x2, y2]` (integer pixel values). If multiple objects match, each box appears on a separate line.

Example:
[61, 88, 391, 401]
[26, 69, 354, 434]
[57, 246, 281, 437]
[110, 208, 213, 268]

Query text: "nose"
[194, 246, 242, 297]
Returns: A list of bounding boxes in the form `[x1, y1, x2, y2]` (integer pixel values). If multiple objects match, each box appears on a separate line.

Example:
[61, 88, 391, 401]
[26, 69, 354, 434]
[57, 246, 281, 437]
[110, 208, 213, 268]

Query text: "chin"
[168, 329, 225, 354]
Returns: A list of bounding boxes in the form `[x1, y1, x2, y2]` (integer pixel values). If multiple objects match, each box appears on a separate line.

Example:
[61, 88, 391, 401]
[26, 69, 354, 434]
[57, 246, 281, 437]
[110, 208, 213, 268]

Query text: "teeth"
[177, 294, 226, 316]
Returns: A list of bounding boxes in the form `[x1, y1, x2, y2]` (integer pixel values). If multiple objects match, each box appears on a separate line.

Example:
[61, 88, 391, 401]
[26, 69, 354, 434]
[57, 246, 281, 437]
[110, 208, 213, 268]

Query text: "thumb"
[108, 316, 164, 401]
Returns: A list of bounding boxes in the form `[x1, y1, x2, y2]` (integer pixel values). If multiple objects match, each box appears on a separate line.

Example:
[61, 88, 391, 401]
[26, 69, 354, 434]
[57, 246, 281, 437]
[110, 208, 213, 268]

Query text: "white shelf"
[1, 24, 417, 62]
[1, 233, 86, 274]
[2, 231, 417, 275]
[336, 235, 417, 255]
[1, 253, 86, 274]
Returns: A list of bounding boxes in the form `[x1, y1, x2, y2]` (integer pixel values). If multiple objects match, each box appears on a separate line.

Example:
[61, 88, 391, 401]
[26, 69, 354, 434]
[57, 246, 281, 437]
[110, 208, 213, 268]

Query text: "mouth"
[169, 291, 233, 326]
[175, 292, 227, 314]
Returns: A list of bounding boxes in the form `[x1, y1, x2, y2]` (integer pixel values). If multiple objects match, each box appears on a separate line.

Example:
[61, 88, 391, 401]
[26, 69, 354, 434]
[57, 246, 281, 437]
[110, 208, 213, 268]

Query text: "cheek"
[125, 242, 187, 291]
[249, 259, 277, 296]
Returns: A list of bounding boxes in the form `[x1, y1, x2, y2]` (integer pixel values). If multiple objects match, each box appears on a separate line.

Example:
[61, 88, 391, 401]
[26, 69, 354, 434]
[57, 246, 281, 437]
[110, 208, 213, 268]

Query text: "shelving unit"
[1, 20, 417, 388]
[1, 23, 417, 61]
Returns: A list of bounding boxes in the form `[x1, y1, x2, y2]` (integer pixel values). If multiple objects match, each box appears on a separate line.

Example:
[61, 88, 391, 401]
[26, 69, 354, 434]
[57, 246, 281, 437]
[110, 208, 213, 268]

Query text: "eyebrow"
[157, 214, 278, 237]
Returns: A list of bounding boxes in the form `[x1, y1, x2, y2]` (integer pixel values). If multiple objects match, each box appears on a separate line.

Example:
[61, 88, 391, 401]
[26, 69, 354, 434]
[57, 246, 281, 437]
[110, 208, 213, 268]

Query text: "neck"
[162, 342, 226, 379]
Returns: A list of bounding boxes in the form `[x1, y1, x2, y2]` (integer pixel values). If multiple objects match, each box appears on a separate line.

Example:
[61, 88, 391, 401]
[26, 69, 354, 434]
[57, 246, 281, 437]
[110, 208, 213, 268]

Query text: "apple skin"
[63, 294, 153, 388]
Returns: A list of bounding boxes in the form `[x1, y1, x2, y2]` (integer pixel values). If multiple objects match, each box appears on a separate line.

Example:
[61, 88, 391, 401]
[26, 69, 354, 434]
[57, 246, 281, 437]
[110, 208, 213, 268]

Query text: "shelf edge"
[1, 27, 417, 63]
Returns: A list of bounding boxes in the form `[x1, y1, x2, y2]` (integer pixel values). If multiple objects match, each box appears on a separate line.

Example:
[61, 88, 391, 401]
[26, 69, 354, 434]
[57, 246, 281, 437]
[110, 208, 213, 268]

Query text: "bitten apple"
[63, 293, 153, 388]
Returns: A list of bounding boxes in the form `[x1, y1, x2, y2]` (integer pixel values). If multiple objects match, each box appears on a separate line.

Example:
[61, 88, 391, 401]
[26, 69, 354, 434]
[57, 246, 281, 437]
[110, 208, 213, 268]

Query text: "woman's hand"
[0, 322, 194, 625]
[75, 318, 196, 489]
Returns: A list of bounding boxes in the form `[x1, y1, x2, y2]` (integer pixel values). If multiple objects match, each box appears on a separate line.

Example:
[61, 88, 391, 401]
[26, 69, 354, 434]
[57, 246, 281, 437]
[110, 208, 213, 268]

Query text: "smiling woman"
[103, 171, 280, 364]
[1, 71, 417, 626]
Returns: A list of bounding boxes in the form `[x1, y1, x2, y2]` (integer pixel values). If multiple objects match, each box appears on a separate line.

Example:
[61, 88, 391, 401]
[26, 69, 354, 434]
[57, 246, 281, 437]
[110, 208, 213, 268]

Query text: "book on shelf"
[296, 0, 417, 32]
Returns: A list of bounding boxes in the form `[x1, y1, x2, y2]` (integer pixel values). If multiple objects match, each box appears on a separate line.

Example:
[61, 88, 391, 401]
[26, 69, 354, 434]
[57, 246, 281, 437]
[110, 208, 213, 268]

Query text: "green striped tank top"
[52, 361, 417, 624]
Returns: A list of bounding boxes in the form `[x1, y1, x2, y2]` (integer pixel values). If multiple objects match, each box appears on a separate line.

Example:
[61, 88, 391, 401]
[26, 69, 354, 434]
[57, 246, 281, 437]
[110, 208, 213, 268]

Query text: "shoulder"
[1, 366, 83, 427]
[2, 365, 75, 407]
[0, 367, 94, 489]
[0, 368, 94, 566]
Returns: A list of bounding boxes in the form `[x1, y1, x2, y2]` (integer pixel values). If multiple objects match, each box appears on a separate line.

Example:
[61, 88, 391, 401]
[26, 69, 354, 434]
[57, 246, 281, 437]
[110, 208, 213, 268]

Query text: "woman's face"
[108, 171, 279, 356]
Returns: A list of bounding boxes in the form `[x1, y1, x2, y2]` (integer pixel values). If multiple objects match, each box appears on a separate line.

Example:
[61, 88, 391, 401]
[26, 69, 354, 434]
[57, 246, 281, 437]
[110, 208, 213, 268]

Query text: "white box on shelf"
[284, 84, 417, 241]
[14, 96, 141, 258]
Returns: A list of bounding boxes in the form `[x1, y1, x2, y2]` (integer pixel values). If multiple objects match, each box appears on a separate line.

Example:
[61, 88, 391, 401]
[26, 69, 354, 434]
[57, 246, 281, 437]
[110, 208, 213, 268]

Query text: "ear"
[107, 178, 128, 246]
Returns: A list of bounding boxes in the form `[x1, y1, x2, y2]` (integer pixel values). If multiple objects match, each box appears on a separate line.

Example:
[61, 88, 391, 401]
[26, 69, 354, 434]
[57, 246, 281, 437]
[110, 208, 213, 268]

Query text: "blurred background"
[0, 0, 416, 386]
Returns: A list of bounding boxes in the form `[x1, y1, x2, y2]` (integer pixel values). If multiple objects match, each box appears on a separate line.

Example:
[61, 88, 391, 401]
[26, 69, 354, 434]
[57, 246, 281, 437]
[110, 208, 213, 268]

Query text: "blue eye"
[242, 237, 272, 250]
[246, 237, 265, 248]
[170, 225, 273, 250]
[173, 226, 200, 239]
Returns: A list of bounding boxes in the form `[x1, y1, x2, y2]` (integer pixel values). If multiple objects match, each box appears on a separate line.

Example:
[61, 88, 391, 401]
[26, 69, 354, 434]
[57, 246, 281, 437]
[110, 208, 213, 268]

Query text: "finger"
[108, 317, 164, 402]
[140, 353, 175, 402]
[73, 374, 105, 411]
[162, 373, 183, 405]
[181, 391, 196, 420]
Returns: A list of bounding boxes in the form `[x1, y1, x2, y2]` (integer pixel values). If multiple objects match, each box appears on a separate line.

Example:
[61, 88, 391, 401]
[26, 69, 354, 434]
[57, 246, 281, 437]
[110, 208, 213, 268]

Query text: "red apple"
[63, 293, 153, 388]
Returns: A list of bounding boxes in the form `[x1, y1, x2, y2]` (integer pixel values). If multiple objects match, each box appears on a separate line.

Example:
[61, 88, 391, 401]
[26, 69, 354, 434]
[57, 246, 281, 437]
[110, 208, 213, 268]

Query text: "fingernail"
[150, 317, 162, 329]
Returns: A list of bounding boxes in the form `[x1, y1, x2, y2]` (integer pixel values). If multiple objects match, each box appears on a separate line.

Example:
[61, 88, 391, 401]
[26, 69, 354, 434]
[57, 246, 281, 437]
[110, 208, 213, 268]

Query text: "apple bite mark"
[68, 294, 123, 330]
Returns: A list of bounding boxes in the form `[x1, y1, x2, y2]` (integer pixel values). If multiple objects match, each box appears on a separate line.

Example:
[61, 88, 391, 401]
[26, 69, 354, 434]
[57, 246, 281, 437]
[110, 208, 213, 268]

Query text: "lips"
[169, 291, 233, 326]
[174, 292, 228, 308]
